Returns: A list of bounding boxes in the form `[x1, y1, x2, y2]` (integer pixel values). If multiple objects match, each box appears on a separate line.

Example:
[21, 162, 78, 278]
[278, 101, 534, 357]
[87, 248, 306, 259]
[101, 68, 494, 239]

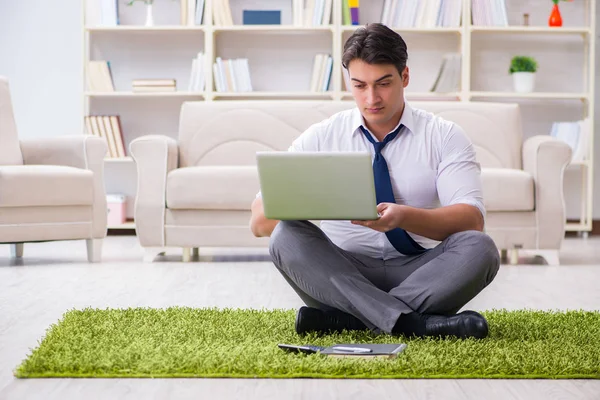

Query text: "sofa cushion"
[482, 168, 534, 212]
[167, 166, 259, 210]
[0, 165, 94, 207]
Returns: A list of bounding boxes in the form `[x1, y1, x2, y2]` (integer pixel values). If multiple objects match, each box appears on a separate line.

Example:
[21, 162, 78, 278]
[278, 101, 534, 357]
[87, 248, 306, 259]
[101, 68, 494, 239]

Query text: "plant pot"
[145, 4, 154, 27]
[512, 72, 536, 93]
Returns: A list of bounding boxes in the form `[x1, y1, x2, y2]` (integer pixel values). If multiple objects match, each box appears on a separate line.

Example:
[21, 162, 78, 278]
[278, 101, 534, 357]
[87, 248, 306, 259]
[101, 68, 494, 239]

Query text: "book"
[242, 10, 281, 25]
[278, 343, 407, 359]
[550, 118, 590, 164]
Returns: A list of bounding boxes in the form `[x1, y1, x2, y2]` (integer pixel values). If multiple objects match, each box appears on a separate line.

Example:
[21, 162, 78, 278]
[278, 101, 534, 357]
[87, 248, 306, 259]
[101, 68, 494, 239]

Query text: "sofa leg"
[86, 239, 103, 263]
[509, 249, 519, 265]
[541, 250, 560, 266]
[10, 243, 24, 258]
[500, 249, 507, 263]
[192, 247, 199, 258]
[143, 247, 167, 263]
[182, 248, 191, 263]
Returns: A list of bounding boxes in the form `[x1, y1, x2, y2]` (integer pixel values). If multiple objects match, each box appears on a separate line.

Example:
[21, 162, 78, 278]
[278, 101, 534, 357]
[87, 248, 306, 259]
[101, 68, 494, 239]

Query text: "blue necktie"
[360, 125, 428, 256]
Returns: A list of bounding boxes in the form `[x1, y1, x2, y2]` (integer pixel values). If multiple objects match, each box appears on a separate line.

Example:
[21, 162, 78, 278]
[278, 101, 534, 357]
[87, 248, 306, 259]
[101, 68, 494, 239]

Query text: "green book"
[342, 0, 351, 25]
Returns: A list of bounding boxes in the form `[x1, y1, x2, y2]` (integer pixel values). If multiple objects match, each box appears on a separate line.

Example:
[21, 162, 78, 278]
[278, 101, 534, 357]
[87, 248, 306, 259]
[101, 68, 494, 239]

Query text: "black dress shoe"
[295, 306, 368, 335]
[423, 310, 489, 339]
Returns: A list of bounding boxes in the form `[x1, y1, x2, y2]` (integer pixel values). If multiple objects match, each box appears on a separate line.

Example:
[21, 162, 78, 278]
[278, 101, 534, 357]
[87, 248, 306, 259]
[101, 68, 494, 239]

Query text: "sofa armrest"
[522, 135, 572, 249]
[130, 135, 179, 247]
[20, 135, 108, 238]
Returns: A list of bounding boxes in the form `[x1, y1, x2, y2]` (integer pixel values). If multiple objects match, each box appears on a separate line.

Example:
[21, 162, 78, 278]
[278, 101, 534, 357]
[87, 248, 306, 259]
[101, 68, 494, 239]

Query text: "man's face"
[347, 59, 409, 131]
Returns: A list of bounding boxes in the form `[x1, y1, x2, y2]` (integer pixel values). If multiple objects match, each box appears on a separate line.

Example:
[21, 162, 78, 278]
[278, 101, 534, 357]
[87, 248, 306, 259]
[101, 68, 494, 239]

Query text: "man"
[250, 23, 500, 339]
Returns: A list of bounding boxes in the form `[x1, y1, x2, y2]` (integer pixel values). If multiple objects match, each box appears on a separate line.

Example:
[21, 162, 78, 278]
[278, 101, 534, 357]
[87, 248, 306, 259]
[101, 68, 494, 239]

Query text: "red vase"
[548, 4, 562, 27]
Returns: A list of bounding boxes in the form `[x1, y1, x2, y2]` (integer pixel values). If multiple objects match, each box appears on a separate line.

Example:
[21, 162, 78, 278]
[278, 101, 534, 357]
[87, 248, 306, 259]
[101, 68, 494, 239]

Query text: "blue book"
[243, 10, 281, 25]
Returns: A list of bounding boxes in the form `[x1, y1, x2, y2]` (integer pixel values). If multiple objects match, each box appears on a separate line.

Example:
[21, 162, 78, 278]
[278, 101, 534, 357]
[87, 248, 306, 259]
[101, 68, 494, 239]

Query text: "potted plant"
[509, 56, 538, 93]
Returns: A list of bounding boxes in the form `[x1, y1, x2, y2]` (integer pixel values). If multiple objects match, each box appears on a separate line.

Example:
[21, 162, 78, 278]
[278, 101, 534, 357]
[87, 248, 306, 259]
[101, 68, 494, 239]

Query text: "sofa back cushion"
[178, 100, 522, 169]
[0, 77, 23, 165]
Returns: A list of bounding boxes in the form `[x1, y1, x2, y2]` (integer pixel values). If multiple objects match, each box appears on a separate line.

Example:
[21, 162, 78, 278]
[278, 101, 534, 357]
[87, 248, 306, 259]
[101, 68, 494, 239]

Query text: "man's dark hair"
[342, 23, 408, 77]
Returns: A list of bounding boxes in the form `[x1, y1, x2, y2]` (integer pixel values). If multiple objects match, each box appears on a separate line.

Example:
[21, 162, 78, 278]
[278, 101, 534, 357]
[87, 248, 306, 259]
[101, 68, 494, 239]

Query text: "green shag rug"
[14, 308, 600, 379]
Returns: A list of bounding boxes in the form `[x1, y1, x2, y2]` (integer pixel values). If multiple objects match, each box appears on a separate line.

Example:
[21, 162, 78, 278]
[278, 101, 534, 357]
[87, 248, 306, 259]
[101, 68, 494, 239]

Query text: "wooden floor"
[1, 235, 599, 400]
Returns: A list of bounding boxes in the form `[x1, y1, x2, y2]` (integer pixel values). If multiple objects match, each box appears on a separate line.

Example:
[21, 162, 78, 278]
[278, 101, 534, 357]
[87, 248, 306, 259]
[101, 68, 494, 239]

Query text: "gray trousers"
[269, 220, 500, 334]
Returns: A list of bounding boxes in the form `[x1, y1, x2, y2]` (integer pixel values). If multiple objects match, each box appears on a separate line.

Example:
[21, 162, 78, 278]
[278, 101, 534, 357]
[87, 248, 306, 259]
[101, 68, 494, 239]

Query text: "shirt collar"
[351, 101, 416, 138]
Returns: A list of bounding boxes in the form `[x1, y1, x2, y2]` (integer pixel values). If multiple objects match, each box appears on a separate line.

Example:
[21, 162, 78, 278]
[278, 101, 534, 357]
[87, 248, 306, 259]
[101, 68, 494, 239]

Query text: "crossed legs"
[269, 220, 500, 335]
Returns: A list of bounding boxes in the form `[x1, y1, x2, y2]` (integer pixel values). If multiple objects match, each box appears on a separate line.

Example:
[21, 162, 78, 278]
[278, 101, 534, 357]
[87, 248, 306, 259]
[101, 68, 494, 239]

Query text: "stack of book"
[132, 79, 176, 93]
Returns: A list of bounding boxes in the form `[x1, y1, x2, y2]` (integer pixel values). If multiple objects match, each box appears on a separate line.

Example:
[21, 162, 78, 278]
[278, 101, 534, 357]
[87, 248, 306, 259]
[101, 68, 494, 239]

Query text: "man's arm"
[249, 121, 323, 238]
[353, 123, 485, 242]
[399, 204, 484, 240]
[250, 196, 280, 237]
[352, 202, 483, 242]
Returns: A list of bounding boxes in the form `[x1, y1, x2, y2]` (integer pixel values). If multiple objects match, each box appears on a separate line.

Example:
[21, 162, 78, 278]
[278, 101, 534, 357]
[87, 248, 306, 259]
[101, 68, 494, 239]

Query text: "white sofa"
[0, 76, 108, 262]
[130, 100, 572, 264]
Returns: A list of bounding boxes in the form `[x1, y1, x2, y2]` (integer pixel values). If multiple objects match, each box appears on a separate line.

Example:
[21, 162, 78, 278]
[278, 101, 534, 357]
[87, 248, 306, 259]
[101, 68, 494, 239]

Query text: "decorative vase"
[512, 72, 536, 93]
[548, 4, 562, 27]
[145, 3, 154, 27]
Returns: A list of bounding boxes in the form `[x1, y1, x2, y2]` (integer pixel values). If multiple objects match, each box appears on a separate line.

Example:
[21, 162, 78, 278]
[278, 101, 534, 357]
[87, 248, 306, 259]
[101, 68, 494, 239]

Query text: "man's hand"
[250, 196, 280, 237]
[351, 203, 405, 232]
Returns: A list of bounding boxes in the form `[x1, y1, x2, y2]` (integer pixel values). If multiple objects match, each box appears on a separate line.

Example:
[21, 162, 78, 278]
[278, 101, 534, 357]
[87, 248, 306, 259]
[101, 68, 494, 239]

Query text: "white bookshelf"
[83, 0, 596, 232]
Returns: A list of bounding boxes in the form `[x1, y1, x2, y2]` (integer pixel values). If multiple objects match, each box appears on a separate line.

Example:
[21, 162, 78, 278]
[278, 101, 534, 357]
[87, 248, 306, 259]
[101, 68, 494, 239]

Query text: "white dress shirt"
[263, 102, 485, 260]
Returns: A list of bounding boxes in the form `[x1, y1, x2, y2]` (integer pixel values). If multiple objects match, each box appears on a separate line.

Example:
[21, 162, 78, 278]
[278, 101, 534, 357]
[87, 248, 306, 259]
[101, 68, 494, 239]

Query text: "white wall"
[0, 0, 83, 140]
[1, 0, 599, 220]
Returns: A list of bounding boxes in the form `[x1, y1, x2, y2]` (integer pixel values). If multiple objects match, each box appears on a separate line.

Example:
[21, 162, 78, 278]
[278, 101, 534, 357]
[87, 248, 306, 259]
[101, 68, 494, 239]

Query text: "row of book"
[181, 0, 205, 26]
[430, 53, 462, 93]
[471, 0, 508, 26]
[86, 0, 508, 28]
[89, 55, 462, 94]
[213, 57, 253, 93]
[84, 115, 127, 159]
[85, 0, 206, 26]
[550, 119, 591, 164]
[310, 54, 333, 92]
[302, 0, 334, 26]
[188, 52, 206, 92]
[381, 0, 462, 28]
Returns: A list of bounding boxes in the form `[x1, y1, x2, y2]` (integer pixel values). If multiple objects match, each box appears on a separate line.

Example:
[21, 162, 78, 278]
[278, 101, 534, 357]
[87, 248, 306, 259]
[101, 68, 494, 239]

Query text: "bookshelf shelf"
[213, 91, 334, 100]
[105, 157, 134, 163]
[83, 0, 596, 233]
[213, 25, 334, 33]
[86, 26, 206, 32]
[469, 92, 590, 100]
[340, 26, 461, 34]
[470, 26, 591, 35]
[85, 91, 205, 98]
